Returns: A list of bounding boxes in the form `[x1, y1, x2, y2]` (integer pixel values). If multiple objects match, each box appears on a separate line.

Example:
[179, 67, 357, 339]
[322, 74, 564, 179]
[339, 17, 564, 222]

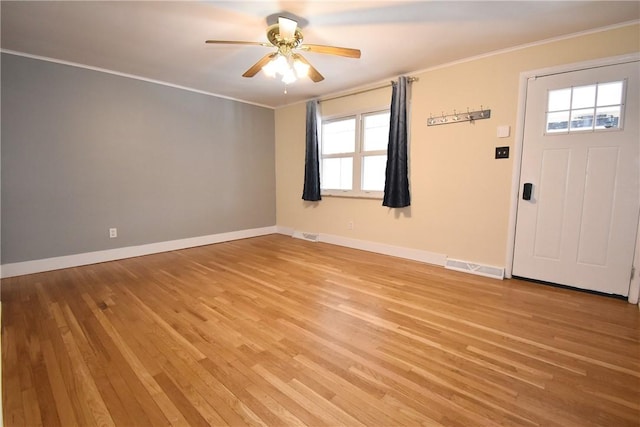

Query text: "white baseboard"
[2, 225, 505, 282]
[318, 233, 447, 266]
[1, 226, 277, 278]
[285, 229, 509, 280]
[275, 226, 295, 237]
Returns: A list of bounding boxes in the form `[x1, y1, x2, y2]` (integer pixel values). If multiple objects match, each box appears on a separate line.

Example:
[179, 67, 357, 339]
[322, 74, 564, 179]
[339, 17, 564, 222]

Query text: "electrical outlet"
[495, 146, 509, 159]
[109, 228, 118, 238]
[347, 221, 354, 230]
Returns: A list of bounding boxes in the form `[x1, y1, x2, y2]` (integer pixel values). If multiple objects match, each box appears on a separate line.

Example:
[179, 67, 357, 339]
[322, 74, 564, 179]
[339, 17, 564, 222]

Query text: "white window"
[320, 110, 390, 197]
[545, 80, 626, 134]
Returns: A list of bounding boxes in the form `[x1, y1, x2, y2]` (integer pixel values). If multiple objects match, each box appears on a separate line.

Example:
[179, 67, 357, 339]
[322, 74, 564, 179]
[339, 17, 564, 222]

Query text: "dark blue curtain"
[302, 99, 321, 201]
[383, 76, 410, 207]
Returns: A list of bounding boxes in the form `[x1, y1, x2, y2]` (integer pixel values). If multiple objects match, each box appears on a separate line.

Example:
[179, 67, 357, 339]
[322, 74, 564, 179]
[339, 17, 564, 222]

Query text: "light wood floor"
[2, 234, 639, 426]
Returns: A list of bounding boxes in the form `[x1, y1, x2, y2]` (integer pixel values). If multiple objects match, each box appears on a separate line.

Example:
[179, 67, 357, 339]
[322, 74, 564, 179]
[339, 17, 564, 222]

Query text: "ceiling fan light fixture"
[293, 59, 310, 78]
[278, 16, 298, 42]
[261, 54, 308, 83]
[281, 68, 297, 84]
[261, 59, 278, 78]
[206, 14, 355, 84]
[262, 54, 287, 77]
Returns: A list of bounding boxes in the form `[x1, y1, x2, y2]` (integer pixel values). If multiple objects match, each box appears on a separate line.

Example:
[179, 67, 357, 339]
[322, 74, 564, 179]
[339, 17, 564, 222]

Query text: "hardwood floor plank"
[3, 325, 26, 427]
[58, 303, 116, 427]
[153, 371, 211, 427]
[40, 339, 79, 427]
[198, 357, 290, 427]
[3, 234, 639, 426]
[288, 378, 367, 427]
[292, 353, 408, 426]
[154, 349, 244, 426]
[244, 384, 307, 426]
[228, 357, 328, 426]
[21, 387, 43, 427]
[79, 314, 160, 427]
[250, 363, 344, 426]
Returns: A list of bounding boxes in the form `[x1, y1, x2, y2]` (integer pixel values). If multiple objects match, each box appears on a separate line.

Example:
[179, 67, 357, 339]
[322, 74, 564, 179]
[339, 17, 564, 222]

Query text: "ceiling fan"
[205, 16, 361, 84]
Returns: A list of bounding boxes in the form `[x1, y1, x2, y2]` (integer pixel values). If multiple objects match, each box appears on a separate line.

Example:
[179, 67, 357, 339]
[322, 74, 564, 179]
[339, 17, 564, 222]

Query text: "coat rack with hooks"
[427, 106, 491, 126]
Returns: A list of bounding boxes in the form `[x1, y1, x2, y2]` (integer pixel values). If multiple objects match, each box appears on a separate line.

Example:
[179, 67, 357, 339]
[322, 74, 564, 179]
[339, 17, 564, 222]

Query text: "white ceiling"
[2, 1, 638, 108]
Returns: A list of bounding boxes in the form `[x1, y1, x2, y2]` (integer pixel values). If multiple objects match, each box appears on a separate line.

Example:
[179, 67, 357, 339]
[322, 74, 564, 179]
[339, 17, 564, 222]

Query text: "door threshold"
[512, 276, 627, 300]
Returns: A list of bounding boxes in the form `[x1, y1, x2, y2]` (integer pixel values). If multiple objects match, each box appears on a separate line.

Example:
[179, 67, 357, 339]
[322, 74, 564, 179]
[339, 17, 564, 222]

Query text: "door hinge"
[632, 266, 636, 280]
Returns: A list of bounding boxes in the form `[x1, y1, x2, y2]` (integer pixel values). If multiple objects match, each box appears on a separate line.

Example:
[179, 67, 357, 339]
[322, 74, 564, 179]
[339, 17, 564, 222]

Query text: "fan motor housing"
[266, 24, 303, 48]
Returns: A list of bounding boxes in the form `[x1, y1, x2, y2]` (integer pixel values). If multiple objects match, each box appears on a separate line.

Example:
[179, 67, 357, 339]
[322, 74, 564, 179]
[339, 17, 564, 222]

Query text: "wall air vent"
[445, 258, 504, 280]
[292, 231, 320, 242]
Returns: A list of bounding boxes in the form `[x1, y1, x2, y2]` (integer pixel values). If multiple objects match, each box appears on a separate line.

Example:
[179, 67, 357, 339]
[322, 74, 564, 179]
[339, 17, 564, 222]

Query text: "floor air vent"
[445, 258, 504, 279]
[292, 231, 320, 242]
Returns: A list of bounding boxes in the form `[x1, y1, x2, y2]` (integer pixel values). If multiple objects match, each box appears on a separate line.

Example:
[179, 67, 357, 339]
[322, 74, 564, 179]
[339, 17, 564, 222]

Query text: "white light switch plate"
[497, 125, 511, 138]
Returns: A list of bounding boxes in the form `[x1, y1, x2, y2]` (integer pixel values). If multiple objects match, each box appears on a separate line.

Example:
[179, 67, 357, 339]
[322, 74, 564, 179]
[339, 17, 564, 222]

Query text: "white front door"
[513, 60, 639, 296]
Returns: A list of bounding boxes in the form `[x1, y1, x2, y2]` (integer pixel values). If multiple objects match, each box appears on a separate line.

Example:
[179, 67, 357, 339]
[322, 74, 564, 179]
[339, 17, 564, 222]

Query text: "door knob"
[523, 183, 533, 200]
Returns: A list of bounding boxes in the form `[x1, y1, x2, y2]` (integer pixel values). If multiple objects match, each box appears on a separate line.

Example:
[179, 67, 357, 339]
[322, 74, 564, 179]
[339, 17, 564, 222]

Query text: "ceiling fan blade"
[242, 53, 278, 78]
[205, 40, 271, 47]
[292, 54, 324, 83]
[278, 16, 298, 40]
[299, 44, 361, 58]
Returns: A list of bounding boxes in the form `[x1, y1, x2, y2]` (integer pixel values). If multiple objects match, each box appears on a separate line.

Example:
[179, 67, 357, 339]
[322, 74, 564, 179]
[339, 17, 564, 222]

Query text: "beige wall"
[275, 24, 640, 268]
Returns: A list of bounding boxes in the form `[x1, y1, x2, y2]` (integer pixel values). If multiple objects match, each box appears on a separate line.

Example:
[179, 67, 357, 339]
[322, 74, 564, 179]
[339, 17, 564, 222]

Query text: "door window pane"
[362, 155, 387, 191]
[595, 106, 621, 130]
[597, 81, 623, 106]
[363, 112, 390, 151]
[571, 85, 596, 109]
[322, 118, 355, 155]
[570, 108, 595, 131]
[321, 157, 352, 190]
[548, 88, 571, 111]
[546, 111, 570, 133]
[546, 80, 624, 134]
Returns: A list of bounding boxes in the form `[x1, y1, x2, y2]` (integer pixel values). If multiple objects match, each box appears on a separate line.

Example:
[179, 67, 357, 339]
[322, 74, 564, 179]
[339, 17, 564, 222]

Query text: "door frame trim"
[505, 53, 640, 304]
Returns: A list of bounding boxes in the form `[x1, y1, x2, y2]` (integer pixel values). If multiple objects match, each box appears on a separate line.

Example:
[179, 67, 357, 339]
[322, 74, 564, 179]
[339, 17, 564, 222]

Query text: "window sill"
[321, 191, 383, 200]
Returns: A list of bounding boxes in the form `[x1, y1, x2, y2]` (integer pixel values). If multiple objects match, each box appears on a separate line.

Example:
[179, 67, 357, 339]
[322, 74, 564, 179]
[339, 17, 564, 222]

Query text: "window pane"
[570, 108, 595, 131]
[548, 88, 571, 112]
[322, 118, 355, 155]
[546, 81, 625, 136]
[597, 81, 623, 107]
[546, 111, 569, 133]
[363, 112, 390, 151]
[321, 157, 352, 190]
[571, 85, 596, 109]
[595, 106, 621, 130]
[362, 155, 387, 191]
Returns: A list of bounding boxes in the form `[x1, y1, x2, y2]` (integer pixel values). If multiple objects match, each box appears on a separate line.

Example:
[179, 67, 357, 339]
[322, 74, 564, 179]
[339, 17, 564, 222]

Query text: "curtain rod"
[318, 76, 418, 103]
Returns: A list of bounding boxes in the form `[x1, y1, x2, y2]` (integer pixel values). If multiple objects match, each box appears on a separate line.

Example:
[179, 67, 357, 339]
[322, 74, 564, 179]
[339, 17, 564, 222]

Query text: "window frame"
[320, 107, 390, 199]
[544, 79, 628, 136]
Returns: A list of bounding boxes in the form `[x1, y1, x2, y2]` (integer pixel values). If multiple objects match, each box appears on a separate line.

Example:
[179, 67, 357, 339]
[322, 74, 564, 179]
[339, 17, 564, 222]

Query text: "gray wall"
[1, 53, 276, 264]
